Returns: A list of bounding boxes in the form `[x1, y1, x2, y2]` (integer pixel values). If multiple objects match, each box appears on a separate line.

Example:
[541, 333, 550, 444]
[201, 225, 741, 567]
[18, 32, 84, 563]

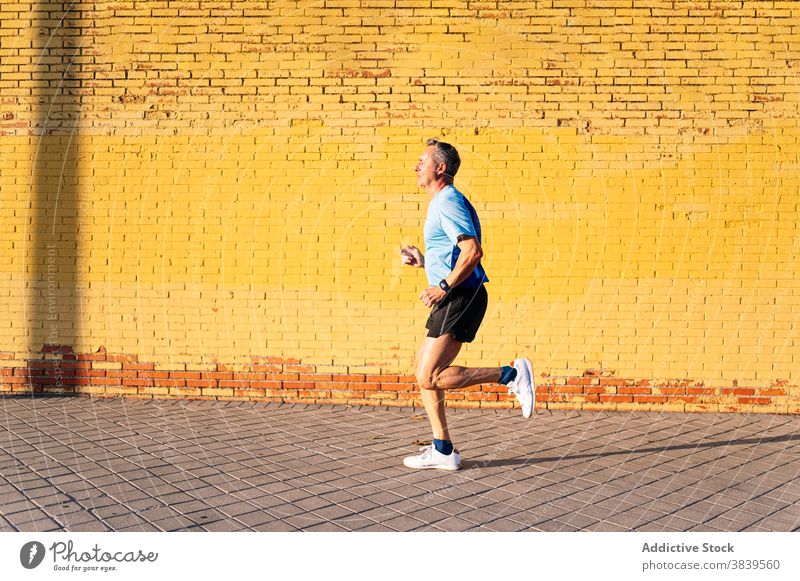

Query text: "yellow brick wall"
[2, 1, 799, 411]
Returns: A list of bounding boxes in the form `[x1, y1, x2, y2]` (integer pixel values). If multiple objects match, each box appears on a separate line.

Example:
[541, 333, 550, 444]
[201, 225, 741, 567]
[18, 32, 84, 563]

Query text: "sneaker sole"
[402, 461, 461, 471]
[518, 358, 535, 418]
[403, 460, 461, 472]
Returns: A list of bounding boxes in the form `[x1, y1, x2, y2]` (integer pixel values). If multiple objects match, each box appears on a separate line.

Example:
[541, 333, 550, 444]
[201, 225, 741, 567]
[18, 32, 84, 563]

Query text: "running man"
[399, 139, 535, 471]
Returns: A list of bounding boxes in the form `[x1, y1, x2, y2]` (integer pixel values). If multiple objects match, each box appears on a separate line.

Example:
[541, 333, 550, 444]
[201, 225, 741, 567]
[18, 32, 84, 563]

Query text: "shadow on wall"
[27, 3, 83, 392]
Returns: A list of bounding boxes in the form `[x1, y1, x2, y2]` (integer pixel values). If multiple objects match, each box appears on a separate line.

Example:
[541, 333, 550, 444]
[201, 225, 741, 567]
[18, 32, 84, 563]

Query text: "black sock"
[433, 438, 453, 455]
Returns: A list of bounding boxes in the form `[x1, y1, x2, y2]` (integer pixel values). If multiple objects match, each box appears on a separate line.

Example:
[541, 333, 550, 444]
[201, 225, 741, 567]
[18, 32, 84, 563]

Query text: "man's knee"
[416, 370, 439, 391]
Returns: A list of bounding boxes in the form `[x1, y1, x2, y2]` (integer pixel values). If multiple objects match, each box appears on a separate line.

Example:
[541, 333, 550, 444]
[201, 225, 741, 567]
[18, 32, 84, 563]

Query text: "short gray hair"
[426, 138, 461, 180]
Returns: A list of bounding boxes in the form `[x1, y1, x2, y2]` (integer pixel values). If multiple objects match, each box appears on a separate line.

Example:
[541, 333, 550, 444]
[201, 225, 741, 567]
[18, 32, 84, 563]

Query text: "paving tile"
[231, 487, 280, 503]
[276, 488, 314, 503]
[10, 515, 63, 532]
[312, 491, 359, 508]
[199, 519, 246, 533]
[65, 521, 111, 532]
[338, 497, 381, 513]
[1, 499, 39, 514]
[556, 511, 602, 530]
[309, 504, 357, 521]
[354, 523, 395, 531]
[717, 508, 766, 527]
[303, 521, 350, 532]
[379, 514, 427, 531]
[474, 519, 526, 532]
[329, 514, 373, 530]
[233, 510, 278, 528]
[364, 491, 406, 506]
[136, 506, 184, 522]
[183, 508, 229, 525]
[532, 519, 577, 532]
[114, 521, 163, 532]
[754, 511, 800, 531]
[150, 515, 199, 531]
[262, 503, 307, 518]
[279, 514, 327, 529]
[0, 517, 17, 532]
[589, 521, 634, 532]
[154, 491, 196, 505]
[245, 518, 300, 532]
[169, 499, 215, 518]
[218, 501, 259, 518]
[123, 498, 164, 511]
[350, 506, 401, 523]
[408, 507, 454, 524]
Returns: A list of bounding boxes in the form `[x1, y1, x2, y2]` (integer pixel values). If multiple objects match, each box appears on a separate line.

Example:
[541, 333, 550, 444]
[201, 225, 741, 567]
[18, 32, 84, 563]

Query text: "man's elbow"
[467, 246, 483, 266]
[458, 238, 483, 264]
[470, 243, 484, 262]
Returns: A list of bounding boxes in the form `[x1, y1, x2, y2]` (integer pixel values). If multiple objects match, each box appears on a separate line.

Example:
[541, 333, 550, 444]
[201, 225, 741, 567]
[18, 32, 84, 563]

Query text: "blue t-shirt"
[423, 185, 488, 288]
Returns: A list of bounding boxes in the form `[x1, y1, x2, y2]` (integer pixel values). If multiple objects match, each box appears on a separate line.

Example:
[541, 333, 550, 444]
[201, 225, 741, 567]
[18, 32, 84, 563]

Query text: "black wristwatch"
[438, 279, 452, 294]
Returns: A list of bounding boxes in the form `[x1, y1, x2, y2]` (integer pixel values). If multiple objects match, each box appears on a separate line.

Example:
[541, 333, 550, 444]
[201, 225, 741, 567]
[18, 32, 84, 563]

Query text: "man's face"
[415, 146, 442, 189]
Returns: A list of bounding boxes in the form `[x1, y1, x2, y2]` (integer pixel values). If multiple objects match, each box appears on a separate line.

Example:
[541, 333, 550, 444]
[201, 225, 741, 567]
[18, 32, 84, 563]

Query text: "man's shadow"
[461, 433, 800, 469]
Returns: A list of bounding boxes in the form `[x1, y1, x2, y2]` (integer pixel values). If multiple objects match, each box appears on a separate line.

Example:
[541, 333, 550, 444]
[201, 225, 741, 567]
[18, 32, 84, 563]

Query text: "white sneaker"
[403, 445, 461, 471]
[506, 358, 535, 418]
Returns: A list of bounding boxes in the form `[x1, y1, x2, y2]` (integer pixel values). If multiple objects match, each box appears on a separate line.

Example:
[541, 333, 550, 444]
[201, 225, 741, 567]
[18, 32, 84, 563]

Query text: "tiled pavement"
[1, 397, 799, 532]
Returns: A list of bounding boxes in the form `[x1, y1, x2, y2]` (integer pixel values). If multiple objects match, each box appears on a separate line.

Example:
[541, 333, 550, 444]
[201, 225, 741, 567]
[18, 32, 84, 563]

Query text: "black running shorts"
[425, 285, 488, 343]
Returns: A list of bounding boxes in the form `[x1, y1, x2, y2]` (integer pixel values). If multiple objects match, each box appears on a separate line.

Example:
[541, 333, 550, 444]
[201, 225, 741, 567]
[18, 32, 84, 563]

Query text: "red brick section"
[1, 348, 797, 414]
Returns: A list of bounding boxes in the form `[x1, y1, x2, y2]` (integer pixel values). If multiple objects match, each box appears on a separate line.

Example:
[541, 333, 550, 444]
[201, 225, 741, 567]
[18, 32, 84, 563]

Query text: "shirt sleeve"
[438, 193, 477, 244]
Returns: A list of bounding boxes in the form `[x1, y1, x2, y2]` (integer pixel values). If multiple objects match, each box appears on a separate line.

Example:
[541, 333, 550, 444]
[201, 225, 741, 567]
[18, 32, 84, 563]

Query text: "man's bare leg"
[415, 334, 503, 440]
[419, 388, 449, 441]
